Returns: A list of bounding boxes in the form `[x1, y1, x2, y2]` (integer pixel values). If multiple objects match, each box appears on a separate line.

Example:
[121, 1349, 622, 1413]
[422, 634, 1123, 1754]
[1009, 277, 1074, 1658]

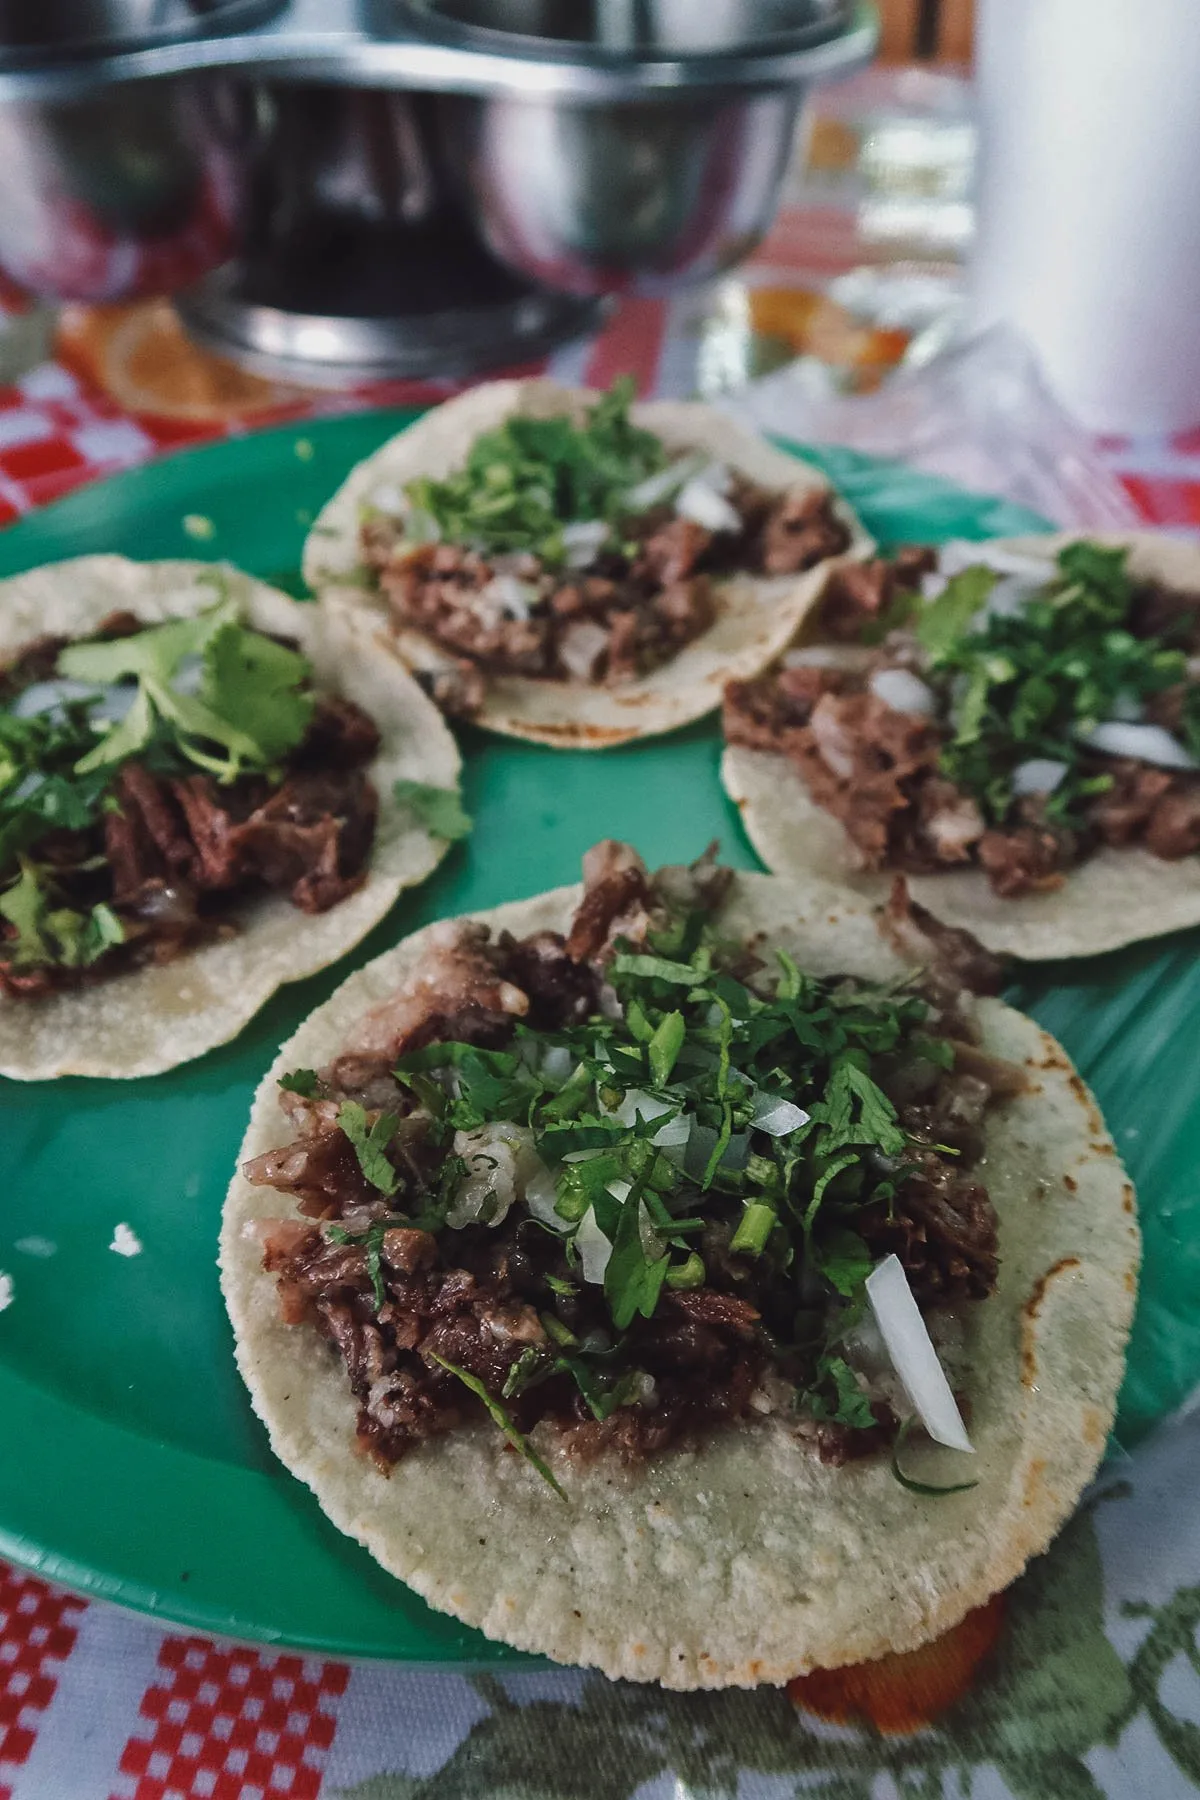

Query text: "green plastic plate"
[0, 415, 1197, 1662]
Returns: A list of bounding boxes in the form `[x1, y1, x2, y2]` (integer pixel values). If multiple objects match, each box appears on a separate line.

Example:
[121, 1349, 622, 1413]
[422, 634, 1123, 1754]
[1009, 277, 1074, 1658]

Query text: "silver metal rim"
[175, 274, 608, 387]
[0, 0, 285, 69]
[0, 0, 878, 100]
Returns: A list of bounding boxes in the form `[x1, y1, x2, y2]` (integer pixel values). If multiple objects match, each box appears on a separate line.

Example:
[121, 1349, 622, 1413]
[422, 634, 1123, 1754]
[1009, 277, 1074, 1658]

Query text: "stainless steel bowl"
[404, 0, 854, 58]
[420, 0, 872, 296]
[0, 2, 274, 301]
[442, 85, 803, 295]
[0, 76, 255, 301]
[0, 0, 283, 65]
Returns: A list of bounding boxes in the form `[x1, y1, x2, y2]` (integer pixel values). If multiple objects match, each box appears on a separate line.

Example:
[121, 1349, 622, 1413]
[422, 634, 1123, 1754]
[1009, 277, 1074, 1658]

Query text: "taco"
[0, 555, 461, 1080]
[221, 841, 1137, 1689]
[723, 532, 1200, 958]
[302, 378, 870, 748]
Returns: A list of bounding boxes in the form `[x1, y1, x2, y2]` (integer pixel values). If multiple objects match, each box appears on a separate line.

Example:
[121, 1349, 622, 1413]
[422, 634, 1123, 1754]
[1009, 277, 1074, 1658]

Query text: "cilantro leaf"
[73, 683, 154, 775]
[814, 1227, 873, 1298]
[392, 780, 472, 843]
[805, 1355, 876, 1430]
[279, 1068, 320, 1097]
[648, 1009, 685, 1086]
[609, 953, 706, 988]
[337, 1102, 400, 1196]
[429, 1354, 567, 1500]
[915, 565, 997, 659]
[58, 603, 235, 686]
[201, 622, 313, 763]
[603, 1193, 668, 1330]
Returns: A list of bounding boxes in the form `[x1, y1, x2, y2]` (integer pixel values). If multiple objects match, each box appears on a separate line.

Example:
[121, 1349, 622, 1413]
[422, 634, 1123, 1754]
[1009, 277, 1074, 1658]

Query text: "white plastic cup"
[971, 0, 1200, 435]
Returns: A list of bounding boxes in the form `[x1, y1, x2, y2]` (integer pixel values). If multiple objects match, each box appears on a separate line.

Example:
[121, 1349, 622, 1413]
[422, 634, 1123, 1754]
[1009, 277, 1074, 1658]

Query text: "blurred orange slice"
[57, 300, 315, 424]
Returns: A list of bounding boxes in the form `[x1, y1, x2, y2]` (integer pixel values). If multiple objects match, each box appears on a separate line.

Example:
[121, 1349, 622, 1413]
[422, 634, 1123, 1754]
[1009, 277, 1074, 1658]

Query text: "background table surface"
[3, 182, 1200, 1799]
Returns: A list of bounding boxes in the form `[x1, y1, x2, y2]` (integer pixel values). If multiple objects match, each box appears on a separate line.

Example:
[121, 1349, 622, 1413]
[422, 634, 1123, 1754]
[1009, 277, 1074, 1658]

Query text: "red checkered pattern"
[113, 1638, 348, 1800]
[0, 1566, 85, 1800]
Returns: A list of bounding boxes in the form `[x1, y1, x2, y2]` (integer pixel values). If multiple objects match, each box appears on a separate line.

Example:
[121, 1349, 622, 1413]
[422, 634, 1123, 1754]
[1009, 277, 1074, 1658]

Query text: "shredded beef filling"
[0, 635, 382, 998]
[724, 568, 1200, 897]
[360, 486, 850, 696]
[249, 853, 1007, 1473]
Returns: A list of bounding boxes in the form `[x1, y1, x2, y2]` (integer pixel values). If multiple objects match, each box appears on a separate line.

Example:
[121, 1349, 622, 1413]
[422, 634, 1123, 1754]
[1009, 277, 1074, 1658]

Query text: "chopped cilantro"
[0, 862, 125, 970]
[805, 1356, 877, 1431]
[353, 851, 984, 1469]
[912, 542, 1194, 827]
[392, 780, 472, 843]
[337, 1102, 401, 1197]
[648, 1009, 685, 1086]
[397, 378, 667, 568]
[429, 1354, 567, 1499]
[915, 565, 996, 658]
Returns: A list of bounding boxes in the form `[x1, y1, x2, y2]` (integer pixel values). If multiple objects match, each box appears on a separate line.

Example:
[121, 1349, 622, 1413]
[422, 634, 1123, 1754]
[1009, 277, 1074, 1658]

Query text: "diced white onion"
[448, 1123, 544, 1229]
[606, 1179, 633, 1203]
[1012, 757, 1068, 798]
[868, 667, 937, 717]
[482, 575, 537, 621]
[650, 1113, 692, 1150]
[524, 1162, 569, 1232]
[675, 470, 742, 535]
[608, 1088, 690, 1150]
[12, 678, 99, 718]
[575, 1206, 613, 1285]
[1078, 720, 1199, 771]
[938, 540, 1056, 582]
[558, 619, 610, 682]
[540, 1045, 574, 1085]
[751, 1094, 811, 1138]
[371, 482, 406, 516]
[625, 453, 706, 512]
[612, 1089, 672, 1128]
[783, 644, 870, 672]
[1109, 690, 1145, 723]
[920, 572, 948, 602]
[865, 1255, 974, 1454]
[980, 574, 1043, 621]
[12, 677, 136, 726]
[560, 520, 610, 569]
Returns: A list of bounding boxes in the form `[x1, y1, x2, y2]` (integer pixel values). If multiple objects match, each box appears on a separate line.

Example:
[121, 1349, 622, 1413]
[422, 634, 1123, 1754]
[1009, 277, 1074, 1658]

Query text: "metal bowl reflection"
[442, 85, 803, 295]
[0, 76, 254, 302]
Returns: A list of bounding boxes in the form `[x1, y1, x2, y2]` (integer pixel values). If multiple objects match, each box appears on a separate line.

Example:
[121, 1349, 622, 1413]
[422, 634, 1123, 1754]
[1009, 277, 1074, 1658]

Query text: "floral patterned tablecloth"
[3, 210, 1200, 1800]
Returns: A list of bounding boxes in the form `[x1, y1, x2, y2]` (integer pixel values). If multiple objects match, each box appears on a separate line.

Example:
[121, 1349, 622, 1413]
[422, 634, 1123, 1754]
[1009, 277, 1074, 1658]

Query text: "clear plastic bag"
[722, 325, 1140, 531]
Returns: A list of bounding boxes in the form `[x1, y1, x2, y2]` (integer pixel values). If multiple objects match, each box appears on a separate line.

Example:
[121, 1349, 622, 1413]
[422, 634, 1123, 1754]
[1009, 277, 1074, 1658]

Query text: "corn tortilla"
[221, 869, 1137, 1688]
[724, 532, 1200, 959]
[303, 379, 872, 749]
[0, 555, 460, 1080]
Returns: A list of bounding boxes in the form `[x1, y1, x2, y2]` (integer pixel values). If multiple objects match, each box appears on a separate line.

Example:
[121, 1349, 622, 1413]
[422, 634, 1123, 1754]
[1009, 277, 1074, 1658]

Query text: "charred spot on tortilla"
[0, 556, 460, 1079]
[304, 379, 872, 749]
[222, 843, 1137, 1687]
[723, 531, 1200, 957]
